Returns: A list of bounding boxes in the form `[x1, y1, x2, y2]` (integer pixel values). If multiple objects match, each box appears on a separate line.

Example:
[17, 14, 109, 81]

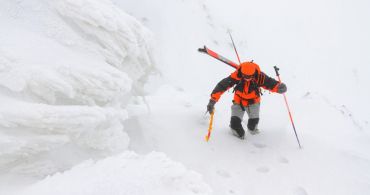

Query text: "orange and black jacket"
[211, 69, 280, 107]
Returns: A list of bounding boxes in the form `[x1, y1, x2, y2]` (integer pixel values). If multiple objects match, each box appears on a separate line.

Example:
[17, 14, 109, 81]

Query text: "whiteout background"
[0, 0, 369, 195]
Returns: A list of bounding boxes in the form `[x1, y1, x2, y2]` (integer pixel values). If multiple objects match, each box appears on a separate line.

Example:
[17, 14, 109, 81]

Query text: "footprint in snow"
[249, 150, 257, 154]
[252, 142, 267, 148]
[256, 166, 270, 173]
[216, 169, 231, 178]
[184, 102, 192, 108]
[292, 186, 308, 195]
[175, 86, 184, 91]
[278, 156, 289, 164]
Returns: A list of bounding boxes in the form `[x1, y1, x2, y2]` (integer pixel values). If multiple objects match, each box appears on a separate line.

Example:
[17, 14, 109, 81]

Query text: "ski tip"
[198, 46, 207, 53]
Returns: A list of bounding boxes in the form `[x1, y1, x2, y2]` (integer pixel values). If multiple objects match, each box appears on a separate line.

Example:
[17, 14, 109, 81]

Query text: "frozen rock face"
[55, 0, 156, 87]
[0, 0, 155, 177]
[0, 58, 132, 106]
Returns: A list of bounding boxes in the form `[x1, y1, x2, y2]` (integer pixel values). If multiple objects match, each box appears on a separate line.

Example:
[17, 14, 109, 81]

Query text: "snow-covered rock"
[0, 0, 155, 178]
[55, 0, 155, 84]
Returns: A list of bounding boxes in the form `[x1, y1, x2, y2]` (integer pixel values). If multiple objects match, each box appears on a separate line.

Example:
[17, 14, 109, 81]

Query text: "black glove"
[277, 83, 287, 94]
[207, 99, 216, 114]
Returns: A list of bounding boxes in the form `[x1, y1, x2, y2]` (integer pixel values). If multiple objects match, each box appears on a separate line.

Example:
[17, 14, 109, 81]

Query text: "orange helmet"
[239, 61, 260, 78]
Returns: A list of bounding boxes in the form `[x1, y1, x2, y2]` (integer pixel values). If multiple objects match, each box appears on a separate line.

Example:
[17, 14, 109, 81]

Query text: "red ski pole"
[274, 66, 302, 149]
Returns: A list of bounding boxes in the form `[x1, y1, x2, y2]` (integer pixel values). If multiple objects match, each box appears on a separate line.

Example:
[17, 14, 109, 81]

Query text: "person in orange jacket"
[207, 61, 287, 139]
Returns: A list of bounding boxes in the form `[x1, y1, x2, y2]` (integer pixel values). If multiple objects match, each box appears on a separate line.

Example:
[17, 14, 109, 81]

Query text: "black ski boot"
[247, 118, 260, 135]
[230, 116, 245, 139]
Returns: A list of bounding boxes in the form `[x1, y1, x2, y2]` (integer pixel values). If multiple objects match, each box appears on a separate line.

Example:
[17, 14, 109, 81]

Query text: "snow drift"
[19, 152, 212, 195]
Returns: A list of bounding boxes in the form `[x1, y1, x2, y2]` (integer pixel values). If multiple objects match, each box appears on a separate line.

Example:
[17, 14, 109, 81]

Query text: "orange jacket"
[210, 67, 279, 107]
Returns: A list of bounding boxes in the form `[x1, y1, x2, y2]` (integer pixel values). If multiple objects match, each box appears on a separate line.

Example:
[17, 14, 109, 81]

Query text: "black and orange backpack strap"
[259, 71, 279, 92]
[230, 69, 241, 80]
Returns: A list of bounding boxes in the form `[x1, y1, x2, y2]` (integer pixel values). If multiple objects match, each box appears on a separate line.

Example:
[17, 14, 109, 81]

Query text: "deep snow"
[1, 0, 370, 195]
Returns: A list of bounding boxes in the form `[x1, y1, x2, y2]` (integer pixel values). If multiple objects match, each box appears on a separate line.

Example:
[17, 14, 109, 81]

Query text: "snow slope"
[133, 85, 370, 195]
[1, 0, 370, 195]
[116, 0, 370, 194]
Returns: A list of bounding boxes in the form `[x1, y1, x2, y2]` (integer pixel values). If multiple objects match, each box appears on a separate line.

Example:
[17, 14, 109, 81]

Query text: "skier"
[206, 61, 287, 139]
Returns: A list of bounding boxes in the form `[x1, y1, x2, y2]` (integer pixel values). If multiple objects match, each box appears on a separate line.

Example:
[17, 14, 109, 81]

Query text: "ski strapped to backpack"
[198, 46, 239, 69]
[228, 31, 242, 64]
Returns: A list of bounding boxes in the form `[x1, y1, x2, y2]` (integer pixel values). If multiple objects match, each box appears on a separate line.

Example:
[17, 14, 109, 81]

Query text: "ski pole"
[274, 66, 302, 149]
[228, 31, 242, 64]
[205, 110, 215, 142]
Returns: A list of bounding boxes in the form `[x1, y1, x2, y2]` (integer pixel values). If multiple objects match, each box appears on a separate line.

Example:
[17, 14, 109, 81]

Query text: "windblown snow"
[1, 0, 370, 195]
